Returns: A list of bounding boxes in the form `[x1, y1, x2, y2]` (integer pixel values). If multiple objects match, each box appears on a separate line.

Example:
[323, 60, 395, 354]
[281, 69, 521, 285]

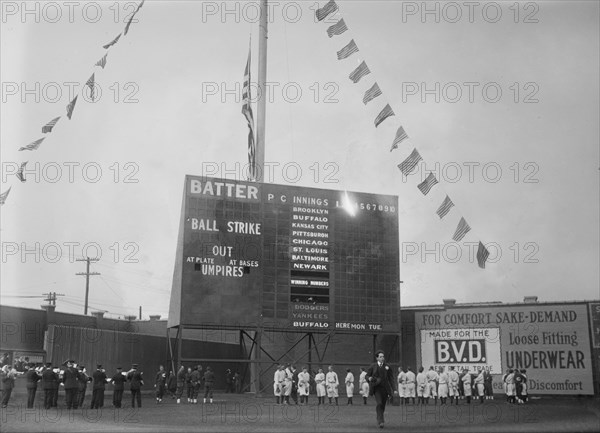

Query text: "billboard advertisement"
[168, 176, 400, 333]
[415, 303, 594, 395]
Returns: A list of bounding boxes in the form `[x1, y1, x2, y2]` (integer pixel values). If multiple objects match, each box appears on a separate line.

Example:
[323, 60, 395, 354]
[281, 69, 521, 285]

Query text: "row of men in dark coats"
[1, 360, 145, 409]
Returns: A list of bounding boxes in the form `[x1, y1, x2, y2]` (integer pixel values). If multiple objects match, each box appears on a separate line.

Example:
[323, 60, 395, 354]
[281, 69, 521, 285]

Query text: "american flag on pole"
[95, 53, 108, 69]
[86, 73, 96, 101]
[316, 0, 338, 21]
[363, 82, 382, 105]
[436, 195, 454, 219]
[417, 173, 438, 195]
[242, 46, 256, 181]
[349, 61, 370, 83]
[337, 39, 358, 60]
[66, 95, 78, 120]
[477, 241, 490, 269]
[452, 217, 471, 242]
[19, 137, 45, 151]
[397, 148, 422, 176]
[0, 187, 11, 206]
[42, 116, 61, 134]
[374, 104, 394, 127]
[390, 126, 408, 151]
[327, 18, 347, 37]
[16, 162, 27, 182]
[103, 33, 121, 49]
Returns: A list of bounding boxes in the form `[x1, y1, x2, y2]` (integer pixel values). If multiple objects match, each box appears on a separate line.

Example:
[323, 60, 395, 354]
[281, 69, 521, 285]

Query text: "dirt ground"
[1, 392, 599, 432]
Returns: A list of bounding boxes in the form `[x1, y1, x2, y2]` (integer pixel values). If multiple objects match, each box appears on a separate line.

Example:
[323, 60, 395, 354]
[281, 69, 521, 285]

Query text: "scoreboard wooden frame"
[168, 175, 400, 334]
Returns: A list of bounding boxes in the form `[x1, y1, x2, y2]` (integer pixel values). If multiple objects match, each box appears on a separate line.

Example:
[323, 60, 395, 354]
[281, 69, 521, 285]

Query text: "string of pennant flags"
[315, 0, 490, 269]
[0, 0, 145, 207]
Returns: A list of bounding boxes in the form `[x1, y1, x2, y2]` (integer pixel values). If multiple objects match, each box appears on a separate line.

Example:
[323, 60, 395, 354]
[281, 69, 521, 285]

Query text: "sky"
[1, 1, 598, 320]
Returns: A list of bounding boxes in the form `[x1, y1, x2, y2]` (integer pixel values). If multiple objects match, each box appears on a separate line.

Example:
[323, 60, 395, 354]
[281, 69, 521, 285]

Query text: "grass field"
[1, 392, 599, 432]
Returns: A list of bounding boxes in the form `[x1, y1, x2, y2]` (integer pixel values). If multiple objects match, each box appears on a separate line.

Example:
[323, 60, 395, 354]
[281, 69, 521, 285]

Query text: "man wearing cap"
[127, 364, 144, 408]
[25, 362, 41, 408]
[41, 362, 57, 409]
[91, 364, 108, 409]
[111, 367, 127, 408]
[63, 360, 80, 409]
[366, 350, 397, 429]
[77, 365, 91, 408]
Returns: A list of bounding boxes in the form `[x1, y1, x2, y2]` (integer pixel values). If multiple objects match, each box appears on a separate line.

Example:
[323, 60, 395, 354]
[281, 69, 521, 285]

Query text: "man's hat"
[116, 367, 122, 370]
[45, 362, 52, 367]
[78, 365, 85, 370]
[97, 364, 103, 369]
[132, 363, 138, 369]
[63, 359, 74, 366]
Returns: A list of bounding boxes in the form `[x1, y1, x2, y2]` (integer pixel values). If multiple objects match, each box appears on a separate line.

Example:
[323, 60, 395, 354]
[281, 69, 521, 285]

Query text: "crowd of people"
[270, 363, 529, 408]
[0, 358, 146, 409]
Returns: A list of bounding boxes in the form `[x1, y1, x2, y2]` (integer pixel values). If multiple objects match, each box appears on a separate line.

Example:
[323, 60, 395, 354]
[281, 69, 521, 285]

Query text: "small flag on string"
[452, 217, 471, 242]
[436, 195, 454, 219]
[19, 138, 45, 151]
[417, 173, 438, 195]
[374, 104, 394, 127]
[0, 187, 11, 206]
[16, 162, 27, 182]
[390, 126, 408, 151]
[337, 39, 358, 60]
[103, 33, 121, 49]
[242, 46, 256, 181]
[363, 82, 382, 105]
[477, 241, 490, 269]
[327, 18, 347, 37]
[316, 0, 338, 21]
[95, 53, 108, 69]
[349, 61, 370, 83]
[66, 95, 78, 120]
[86, 73, 96, 101]
[398, 148, 422, 176]
[42, 116, 61, 134]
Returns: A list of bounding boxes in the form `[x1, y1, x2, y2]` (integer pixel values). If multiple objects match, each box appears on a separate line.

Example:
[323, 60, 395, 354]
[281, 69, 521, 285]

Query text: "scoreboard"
[168, 175, 400, 333]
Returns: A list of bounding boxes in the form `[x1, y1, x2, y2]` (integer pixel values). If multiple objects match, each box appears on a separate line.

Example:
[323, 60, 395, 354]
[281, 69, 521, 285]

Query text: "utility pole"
[76, 257, 100, 315]
[42, 292, 64, 306]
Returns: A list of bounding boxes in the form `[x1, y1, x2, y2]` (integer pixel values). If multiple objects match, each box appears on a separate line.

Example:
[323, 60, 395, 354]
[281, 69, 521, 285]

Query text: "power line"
[75, 257, 100, 315]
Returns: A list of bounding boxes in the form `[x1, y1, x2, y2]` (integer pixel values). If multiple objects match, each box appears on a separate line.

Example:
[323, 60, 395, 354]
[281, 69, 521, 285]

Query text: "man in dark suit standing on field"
[366, 350, 397, 429]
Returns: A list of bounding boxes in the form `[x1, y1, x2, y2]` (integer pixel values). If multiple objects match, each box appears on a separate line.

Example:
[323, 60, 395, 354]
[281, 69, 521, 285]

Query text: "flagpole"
[255, 0, 268, 183]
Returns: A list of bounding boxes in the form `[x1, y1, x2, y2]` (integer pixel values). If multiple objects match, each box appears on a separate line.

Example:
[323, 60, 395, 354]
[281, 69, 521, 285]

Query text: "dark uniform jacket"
[111, 372, 127, 390]
[25, 369, 40, 389]
[127, 370, 144, 390]
[366, 362, 396, 397]
[63, 367, 80, 390]
[92, 369, 108, 390]
[41, 368, 58, 390]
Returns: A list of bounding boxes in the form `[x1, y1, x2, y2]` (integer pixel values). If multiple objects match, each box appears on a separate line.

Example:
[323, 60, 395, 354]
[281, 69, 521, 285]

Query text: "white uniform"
[315, 372, 326, 397]
[405, 370, 416, 398]
[283, 367, 293, 396]
[416, 371, 427, 397]
[359, 371, 369, 396]
[297, 371, 310, 396]
[448, 369, 459, 397]
[345, 372, 354, 398]
[397, 371, 407, 398]
[438, 371, 449, 398]
[425, 369, 439, 398]
[505, 372, 515, 396]
[273, 368, 285, 396]
[326, 371, 339, 397]
[474, 371, 485, 397]
[461, 373, 472, 397]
